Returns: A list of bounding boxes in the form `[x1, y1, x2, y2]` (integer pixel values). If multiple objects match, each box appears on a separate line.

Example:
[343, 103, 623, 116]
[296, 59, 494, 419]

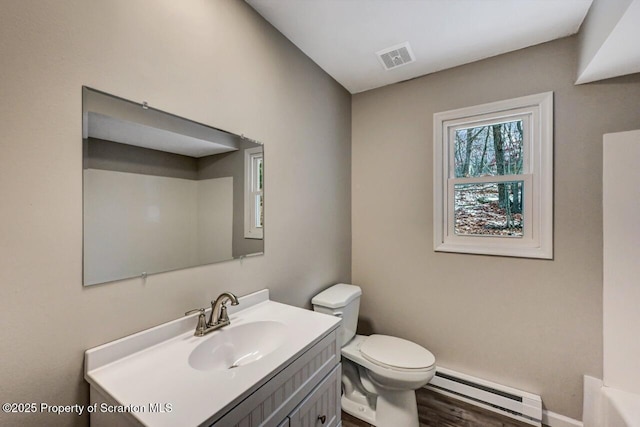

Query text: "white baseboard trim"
[542, 410, 583, 427]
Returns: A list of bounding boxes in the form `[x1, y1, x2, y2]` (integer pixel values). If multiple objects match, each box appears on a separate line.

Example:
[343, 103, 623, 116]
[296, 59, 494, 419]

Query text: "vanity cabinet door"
[289, 365, 340, 427]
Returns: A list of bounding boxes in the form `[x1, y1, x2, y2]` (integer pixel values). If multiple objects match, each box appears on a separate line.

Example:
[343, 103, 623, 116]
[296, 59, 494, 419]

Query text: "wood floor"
[342, 388, 533, 427]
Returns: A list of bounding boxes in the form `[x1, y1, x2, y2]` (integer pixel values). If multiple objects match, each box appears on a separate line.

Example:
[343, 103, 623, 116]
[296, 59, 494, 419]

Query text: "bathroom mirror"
[82, 87, 263, 286]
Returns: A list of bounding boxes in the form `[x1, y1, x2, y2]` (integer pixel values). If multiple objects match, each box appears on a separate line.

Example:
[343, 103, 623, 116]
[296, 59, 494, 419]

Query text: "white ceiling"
[246, 0, 593, 93]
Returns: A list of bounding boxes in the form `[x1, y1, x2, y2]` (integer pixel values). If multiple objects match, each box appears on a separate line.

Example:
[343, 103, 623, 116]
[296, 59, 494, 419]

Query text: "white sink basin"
[188, 321, 287, 371]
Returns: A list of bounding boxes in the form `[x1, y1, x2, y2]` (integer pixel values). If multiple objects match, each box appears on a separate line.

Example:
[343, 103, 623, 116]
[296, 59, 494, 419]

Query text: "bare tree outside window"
[453, 120, 524, 237]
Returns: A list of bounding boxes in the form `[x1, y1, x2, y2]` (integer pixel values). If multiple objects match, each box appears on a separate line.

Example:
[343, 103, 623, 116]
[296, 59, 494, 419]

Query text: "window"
[433, 92, 553, 258]
[244, 146, 263, 239]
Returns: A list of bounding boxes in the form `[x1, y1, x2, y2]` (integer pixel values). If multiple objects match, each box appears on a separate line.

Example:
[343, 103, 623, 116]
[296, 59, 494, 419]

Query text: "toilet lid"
[360, 335, 435, 370]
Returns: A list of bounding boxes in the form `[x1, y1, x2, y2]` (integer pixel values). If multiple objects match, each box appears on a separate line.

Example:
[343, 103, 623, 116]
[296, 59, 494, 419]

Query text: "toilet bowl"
[312, 284, 436, 427]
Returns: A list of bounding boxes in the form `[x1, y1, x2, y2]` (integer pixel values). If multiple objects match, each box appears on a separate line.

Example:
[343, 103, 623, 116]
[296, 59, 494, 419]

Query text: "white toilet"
[312, 283, 436, 427]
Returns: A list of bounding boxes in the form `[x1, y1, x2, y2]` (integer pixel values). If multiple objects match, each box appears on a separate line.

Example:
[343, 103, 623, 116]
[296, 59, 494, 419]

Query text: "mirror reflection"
[82, 87, 263, 286]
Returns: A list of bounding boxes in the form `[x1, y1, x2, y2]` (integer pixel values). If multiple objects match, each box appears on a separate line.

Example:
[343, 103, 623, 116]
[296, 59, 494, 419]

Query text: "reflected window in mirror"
[245, 147, 263, 239]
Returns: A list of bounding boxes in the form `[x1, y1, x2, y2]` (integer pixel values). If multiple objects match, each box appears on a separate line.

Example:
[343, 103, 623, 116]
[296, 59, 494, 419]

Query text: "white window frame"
[244, 146, 263, 239]
[433, 92, 553, 259]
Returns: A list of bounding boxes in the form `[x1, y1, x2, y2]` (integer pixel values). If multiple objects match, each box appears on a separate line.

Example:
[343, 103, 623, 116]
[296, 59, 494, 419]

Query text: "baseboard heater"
[425, 367, 543, 426]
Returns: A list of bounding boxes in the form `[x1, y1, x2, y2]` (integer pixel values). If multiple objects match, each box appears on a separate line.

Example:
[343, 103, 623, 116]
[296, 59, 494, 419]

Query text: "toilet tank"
[312, 284, 361, 347]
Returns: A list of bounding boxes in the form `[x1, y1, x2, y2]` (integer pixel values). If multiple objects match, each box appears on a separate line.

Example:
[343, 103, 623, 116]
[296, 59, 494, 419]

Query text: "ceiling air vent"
[376, 42, 415, 71]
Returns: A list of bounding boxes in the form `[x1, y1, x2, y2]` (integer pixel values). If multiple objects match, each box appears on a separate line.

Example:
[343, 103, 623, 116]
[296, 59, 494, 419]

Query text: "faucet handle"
[218, 303, 230, 323]
[185, 308, 207, 337]
[185, 308, 205, 316]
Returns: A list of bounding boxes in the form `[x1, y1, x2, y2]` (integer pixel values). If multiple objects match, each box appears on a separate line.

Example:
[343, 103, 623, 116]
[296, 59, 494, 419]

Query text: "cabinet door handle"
[317, 414, 326, 424]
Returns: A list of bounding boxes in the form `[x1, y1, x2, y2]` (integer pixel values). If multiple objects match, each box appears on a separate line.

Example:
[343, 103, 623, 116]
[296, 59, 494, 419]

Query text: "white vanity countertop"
[84, 290, 340, 427]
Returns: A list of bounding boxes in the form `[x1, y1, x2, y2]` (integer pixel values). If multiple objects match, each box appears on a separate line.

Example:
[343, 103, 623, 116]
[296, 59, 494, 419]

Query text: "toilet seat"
[342, 334, 436, 400]
[360, 334, 435, 372]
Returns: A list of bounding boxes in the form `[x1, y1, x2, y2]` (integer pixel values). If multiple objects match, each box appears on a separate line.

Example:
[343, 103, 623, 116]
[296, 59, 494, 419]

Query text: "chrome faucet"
[185, 292, 239, 337]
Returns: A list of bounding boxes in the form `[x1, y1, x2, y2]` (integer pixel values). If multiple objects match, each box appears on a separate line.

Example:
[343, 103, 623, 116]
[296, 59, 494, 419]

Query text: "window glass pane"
[255, 194, 263, 228]
[251, 156, 262, 191]
[258, 158, 263, 190]
[454, 120, 523, 178]
[454, 181, 524, 237]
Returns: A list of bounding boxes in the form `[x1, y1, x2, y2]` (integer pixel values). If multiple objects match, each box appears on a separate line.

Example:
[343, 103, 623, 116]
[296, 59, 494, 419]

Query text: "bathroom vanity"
[84, 290, 341, 426]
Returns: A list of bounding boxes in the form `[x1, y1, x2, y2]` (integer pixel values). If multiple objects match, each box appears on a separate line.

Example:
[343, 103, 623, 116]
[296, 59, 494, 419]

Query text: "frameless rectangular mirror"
[82, 87, 263, 286]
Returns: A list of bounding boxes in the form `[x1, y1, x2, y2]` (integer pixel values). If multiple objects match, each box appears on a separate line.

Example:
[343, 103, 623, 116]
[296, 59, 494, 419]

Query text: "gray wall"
[352, 36, 640, 419]
[0, 1, 351, 426]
